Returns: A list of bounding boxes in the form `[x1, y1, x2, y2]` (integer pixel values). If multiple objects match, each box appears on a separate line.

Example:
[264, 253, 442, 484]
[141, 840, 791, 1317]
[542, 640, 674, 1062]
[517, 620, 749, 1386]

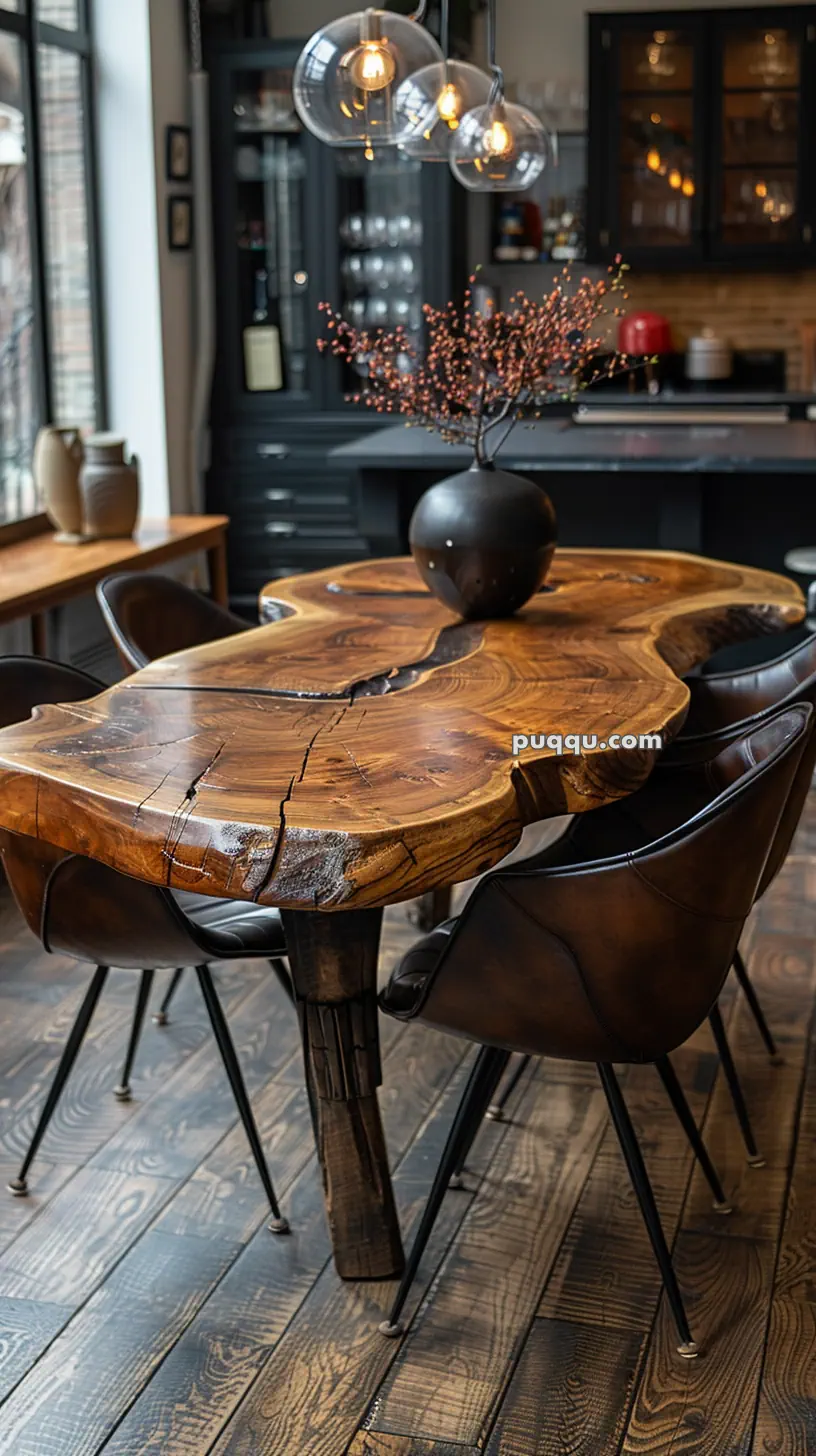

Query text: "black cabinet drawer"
[210, 467, 359, 518]
[229, 519, 367, 558]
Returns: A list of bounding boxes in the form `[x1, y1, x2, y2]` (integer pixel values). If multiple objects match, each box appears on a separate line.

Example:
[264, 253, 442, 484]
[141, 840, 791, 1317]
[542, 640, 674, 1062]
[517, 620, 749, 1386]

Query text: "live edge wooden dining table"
[0, 549, 803, 1280]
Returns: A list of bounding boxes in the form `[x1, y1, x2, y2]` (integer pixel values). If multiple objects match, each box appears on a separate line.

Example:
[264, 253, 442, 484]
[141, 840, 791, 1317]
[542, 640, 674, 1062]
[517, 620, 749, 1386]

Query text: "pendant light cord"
[409, 0, 430, 24]
[440, 0, 450, 56]
[486, 0, 505, 105]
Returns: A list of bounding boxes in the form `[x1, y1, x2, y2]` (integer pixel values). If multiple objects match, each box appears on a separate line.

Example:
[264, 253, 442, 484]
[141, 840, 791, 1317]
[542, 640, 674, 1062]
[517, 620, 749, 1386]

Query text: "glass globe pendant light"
[392, 0, 492, 162]
[449, 0, 548, 191]
[292, 2, 443, 156]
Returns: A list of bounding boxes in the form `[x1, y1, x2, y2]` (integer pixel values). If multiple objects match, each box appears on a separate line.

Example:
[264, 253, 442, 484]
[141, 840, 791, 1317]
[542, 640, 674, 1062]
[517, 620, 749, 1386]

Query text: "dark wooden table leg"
[412, 886, 453, 933]
[281, 906, 404, 1281]
[207, 536, 229, 608]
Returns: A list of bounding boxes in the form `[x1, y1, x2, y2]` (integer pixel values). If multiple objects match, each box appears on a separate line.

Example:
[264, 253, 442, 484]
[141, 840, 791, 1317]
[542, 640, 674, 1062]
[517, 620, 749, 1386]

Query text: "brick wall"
[621, 270, 816, 390]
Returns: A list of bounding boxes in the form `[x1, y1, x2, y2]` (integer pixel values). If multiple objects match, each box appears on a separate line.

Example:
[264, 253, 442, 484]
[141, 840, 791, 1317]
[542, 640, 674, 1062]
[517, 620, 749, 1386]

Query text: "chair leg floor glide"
[654, 1055, 733, 1215]
[597, 1062, 699, 1359]
[194, 966, 289, 1235]
[8, 965, 110, 1197]
[380, 1046, 508, 1338]
[485, 1052, 532, 1123]
[114, 968, 155, 1101]
[152, 966, 184, 1026]
[708, 1003, 766, 1167]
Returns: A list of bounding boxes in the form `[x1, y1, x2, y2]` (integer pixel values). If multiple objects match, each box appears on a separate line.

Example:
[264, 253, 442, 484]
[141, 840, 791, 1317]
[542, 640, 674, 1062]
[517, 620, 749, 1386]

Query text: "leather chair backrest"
[414, 705, 813, 1066]
[0, 656, 209, 968]
[0, 655, 103, 732]
[96, 572, 249, 672]
[683, 632, 816, 738]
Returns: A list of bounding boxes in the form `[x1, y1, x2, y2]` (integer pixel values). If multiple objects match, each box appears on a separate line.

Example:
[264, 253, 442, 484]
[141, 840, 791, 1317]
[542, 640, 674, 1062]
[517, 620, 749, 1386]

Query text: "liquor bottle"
[243, 267, 284, 392]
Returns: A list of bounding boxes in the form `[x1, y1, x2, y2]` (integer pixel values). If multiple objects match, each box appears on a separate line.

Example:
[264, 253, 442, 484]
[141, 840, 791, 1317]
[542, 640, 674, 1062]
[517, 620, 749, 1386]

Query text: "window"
[0, 0, 102, 525]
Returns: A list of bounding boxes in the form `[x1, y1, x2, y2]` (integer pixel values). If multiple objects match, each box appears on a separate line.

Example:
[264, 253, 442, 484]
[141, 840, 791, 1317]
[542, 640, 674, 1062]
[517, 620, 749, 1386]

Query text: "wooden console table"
[0, 515, 230, 654]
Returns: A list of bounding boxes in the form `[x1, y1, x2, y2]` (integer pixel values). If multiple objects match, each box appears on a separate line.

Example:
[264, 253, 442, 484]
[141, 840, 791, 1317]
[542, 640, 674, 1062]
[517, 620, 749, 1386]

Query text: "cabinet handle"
[258, 443, 290, 459]
[265, 520, 298, 537]
[265, 488, 295, 502]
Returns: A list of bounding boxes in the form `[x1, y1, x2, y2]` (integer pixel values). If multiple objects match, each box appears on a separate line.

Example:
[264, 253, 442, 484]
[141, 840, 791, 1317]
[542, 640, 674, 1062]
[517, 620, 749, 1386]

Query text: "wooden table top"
[0, 516, 229, 624]
[0, 549, 802, 910]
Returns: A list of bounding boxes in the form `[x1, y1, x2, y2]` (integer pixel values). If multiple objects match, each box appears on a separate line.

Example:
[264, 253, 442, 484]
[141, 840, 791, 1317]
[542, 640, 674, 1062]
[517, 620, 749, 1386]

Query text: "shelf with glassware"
[204, 37, 467, 605]
[587, 6, 816, 268]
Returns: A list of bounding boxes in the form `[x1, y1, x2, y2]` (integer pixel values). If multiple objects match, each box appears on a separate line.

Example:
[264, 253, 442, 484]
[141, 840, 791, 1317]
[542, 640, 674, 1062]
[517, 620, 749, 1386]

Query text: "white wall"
[91, 0, 194, 519]
[148, 0, 195, 515]
[92, 0, 168, 515]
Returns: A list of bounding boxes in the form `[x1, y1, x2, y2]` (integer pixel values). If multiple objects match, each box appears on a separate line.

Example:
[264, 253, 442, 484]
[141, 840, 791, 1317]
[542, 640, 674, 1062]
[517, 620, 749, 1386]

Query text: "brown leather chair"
[681, 631, 816, 741]
[376, 705, 813, 1358]
[96, 571, 250, 673]
[484, 635, 816, 1134]
[0, 657, 290, 1231]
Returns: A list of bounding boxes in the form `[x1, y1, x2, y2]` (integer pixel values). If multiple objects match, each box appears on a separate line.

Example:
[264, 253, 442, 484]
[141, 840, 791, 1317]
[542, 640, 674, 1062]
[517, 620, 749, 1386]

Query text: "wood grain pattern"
[484, 1319, 645, 1456]
[622, 1233, 775, 1454]
[0, 515, 229, 628]
[368, 1069, 608, 1448]
[537, 1050, 717, 1334]
[0, 550, 801, 912]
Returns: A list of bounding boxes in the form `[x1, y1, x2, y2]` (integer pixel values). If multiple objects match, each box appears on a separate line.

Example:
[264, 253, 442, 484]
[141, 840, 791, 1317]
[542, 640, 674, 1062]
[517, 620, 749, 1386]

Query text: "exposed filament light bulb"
[436, 80, 462, 124]
[484, 116, 513, 158]
[348, 39, 396, 91]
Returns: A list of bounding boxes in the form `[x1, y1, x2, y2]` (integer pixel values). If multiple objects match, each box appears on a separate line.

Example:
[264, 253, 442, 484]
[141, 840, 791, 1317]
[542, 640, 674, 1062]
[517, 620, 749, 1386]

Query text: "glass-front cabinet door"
[211, 43, 326, 416]
[710, 10, 815, 260]
[587, 7, 816, 267]
[588, 13, 706, 264]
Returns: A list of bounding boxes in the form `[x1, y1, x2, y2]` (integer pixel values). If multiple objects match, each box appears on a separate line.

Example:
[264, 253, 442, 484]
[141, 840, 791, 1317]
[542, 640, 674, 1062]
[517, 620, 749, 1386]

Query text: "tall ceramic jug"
[79, 434, 140, 540]
[33, 427, 85, 542]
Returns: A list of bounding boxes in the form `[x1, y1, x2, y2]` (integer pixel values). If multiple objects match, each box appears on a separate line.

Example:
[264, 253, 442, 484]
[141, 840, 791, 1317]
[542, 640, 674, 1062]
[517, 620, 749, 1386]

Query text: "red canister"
[618, 311, 673, 356]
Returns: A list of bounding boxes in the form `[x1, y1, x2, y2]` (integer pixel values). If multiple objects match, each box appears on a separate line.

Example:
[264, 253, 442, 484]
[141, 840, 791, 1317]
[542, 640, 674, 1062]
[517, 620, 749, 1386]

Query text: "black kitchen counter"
[333, 419, 816, 474]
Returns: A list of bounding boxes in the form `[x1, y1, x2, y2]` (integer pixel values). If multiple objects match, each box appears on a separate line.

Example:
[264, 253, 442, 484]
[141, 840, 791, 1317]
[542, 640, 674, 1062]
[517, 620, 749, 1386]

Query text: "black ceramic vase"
[409, 460, 557, 619]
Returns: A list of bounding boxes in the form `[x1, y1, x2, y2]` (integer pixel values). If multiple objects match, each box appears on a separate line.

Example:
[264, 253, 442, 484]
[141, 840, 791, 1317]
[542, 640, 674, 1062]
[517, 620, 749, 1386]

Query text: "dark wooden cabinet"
[587, 6, 816, 267]
[205, 38, 465, 609]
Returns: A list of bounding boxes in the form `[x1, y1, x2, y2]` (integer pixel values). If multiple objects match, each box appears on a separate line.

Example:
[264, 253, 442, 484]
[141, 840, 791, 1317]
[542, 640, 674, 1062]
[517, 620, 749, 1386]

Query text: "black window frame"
[0, 0, 106, 521]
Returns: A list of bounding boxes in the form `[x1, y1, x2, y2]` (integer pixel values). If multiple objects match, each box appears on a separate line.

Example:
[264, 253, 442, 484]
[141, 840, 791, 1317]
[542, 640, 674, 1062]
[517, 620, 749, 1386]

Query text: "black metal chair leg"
[153, 967, 184, 1026]
[449, 1048, 511, 1188]
[486, 1052, 532, 1122]
[380, 1045, 508, 1339]
[269, 957, 294, 1004]
[114, 969, 155, 1101]
[708, 1003, 765, 1167]
[654, 1056, 732, 1215]
[732, 948, 781, 1063]
[598, 1062, 698, 1359]
[9, 965, 110, 1197]
[195, 965, 289, 1234]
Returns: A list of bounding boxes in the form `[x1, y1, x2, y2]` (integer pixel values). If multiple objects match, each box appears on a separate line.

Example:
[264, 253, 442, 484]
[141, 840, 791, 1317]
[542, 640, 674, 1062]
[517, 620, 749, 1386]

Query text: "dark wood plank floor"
[0, 801, 815, 1454]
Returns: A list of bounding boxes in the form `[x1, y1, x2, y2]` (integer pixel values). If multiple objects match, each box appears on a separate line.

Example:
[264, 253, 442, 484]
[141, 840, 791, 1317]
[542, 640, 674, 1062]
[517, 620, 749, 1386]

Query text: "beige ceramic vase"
[79, 434, 140, 539]
[33, 426, 85, 542]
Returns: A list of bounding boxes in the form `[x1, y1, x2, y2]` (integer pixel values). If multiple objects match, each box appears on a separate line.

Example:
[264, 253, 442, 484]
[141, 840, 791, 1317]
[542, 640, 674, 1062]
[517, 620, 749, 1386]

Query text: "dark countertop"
[332, 420, 816, 473]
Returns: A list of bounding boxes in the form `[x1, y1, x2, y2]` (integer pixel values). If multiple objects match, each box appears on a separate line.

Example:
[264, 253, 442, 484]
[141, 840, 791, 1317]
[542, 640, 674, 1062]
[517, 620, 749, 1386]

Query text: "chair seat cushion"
[173, 892, 287, 958]
[380, 919, 458, 1018]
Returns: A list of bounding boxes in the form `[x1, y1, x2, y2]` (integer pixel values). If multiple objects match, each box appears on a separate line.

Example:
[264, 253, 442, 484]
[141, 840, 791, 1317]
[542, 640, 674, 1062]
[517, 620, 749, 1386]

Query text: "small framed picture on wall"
[168, 195, 193, 251]
[166, 125, 192, 182]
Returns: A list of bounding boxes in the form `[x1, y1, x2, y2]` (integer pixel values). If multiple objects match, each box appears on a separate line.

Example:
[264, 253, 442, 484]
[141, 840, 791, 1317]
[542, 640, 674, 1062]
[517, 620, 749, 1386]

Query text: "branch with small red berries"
[318, 260, 638, 465]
